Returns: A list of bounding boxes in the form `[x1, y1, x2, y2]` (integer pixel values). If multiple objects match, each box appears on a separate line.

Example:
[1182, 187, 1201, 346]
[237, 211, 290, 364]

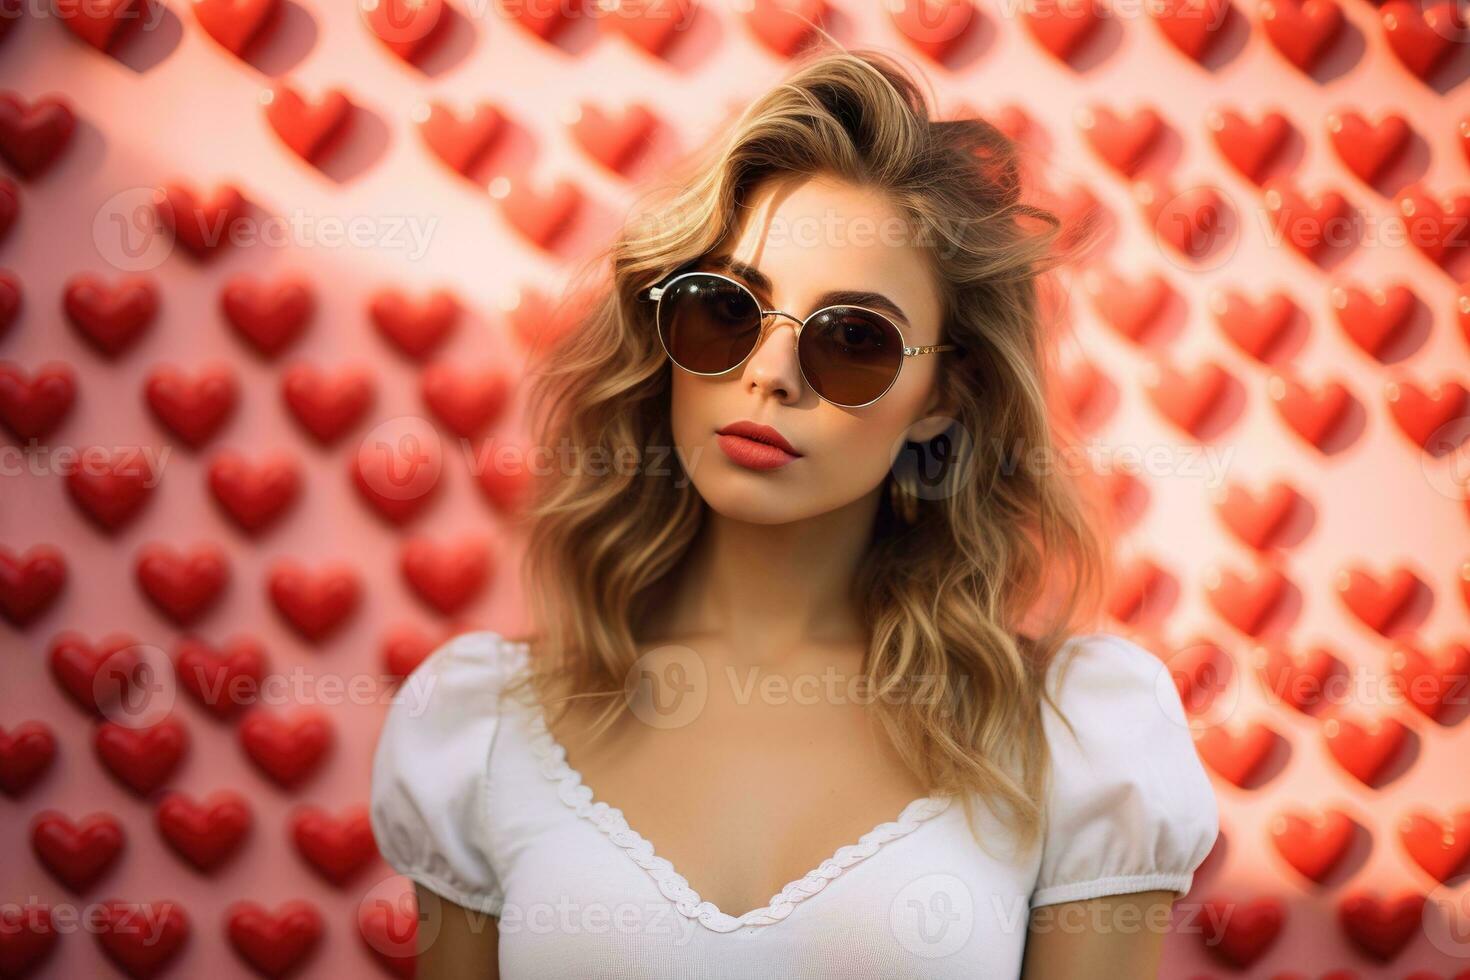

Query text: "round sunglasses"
[642, 270, 963, 409]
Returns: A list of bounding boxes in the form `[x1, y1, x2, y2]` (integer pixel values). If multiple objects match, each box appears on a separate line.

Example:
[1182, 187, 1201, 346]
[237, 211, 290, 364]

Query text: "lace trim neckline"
[500, 639, 954, 935]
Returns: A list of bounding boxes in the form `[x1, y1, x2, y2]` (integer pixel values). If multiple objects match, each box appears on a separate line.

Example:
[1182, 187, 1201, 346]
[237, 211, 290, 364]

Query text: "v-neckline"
[501, 640, 954, 935]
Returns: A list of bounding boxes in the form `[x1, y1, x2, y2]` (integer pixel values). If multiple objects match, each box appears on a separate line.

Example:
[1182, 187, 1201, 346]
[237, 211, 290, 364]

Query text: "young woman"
[370, 45, 1219, 979]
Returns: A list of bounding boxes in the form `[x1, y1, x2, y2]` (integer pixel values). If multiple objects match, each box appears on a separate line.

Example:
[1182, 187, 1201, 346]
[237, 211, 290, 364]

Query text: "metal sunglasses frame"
[642, 269, 964, 409]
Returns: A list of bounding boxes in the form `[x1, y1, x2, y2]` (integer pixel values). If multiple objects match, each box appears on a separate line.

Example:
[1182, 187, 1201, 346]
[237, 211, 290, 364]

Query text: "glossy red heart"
[1268, 373, 1353, 449]
[280, 363, 374, 443]
[1086, 269, 1171, 343]
[95, 900, 190, 977]
[1151, 0, 1231, 61]
[745, 0, 826, 56]
[144, 363, 238, 448]
[568, 101, 658, 173]
[1322, 713, 1407, 785]
[174, 634, 267, 719]
[1399, 810, 1470, 883]
[401, 536, 491, 614]
[0, 903, 57, 976]
[47, 631, 142, 715]
[226, 899, 323, 976]
[1208, 108, 1290, 183]
[1327, 111, 1409, 185]
[1263, 177, 1354, 262]
[1165, 640, 1231, 714]
[1380, 1, 1461, 79]
[1205, 560, 1289, 636]
[1141, 180, 1230, 259]
[53, 0, 152, 51]
[889, 0, 976, 61]
[207, 449, 301, 533]
[0, 720, 57, 797]
[1216, 480, 1299, 550]
[0, 93, 76, 180]
[94, 717, 189, 795]
[30, 809, 125, 891]
[267, 560, 360, 642]
[1103, 556, 1167, 625]
[135, 542, 230, 625]
[1079, 105, 1163, 176]
[370, 287, 459, 359]
[475, 458, 533, 519]
[417, 100, 504, 177]
[193, 0, 280, 55]
[1396, 184, 1470, 266]
[1212, 288, 1297, 362]
[1330, 283, 1414, 360]
[153, 182, 246, 259]
[0, 360, 75, 440]
[502, 0, 580, 39]
[291, 804, 376, 883]
[63, 447, 159, 531]
[156, 789, 252, 871]
[600, 0, 694, 56]
[363, 0, 446, 61]
[238, 707, 333, 787]
[1387, 378, 1467, 449]
[1260, 0, 1342, 70]
[1388, 640, 1470, 722]
[1195, 721, 1276, 786]
[1270, 808, 1354, 881]
[220, 274, 315, 357]
[1253, 642, 1340, 713]
[63, 273, 159, 358]
[420, 362, 511, 437]
[381, 623, 448, 679]
[493, 174, 582, 248]
[1200, 896, 1285, 966]
[263, 81, 353, 163]
[1144, 358, 1232, 435]
[1336, 890, 1425, 961]
[1021, 0, 1102, 60]
[1336, 564, 1419, 635]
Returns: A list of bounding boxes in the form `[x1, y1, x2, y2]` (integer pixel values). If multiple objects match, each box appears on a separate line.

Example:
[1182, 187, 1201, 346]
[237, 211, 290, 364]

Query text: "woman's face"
[669, 173, 955, 525]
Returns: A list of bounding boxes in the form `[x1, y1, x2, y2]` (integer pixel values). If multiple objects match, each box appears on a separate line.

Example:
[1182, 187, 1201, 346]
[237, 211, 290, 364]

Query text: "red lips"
[716, 420, 800, 456]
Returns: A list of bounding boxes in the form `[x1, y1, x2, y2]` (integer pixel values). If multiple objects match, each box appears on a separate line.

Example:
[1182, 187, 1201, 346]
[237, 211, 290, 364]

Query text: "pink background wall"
[1, 0, 1468, 976]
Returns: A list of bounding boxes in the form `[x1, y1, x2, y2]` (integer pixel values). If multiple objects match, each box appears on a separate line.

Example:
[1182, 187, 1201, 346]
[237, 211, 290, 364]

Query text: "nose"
[744, 309, 804, 399]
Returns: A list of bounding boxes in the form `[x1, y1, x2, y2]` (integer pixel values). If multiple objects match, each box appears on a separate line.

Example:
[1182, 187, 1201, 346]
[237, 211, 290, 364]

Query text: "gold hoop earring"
[888, 470, 920, 524]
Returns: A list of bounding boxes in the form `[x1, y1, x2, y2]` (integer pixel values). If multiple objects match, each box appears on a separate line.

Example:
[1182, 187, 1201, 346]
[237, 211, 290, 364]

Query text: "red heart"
[889, 0, 976, 61]
[1021, 0, 1102, 60]
[63, 447, 159, 531]
[370, 287, 459, 359]
[1103, 556, 1168, 624]
[1260, 0, 1342, 70]
[1331, 282, 1414, 360]
[1165, 640, 1232, 714]
[153, 182, 247, 259]
[220, 274, 315, 357]
[47, 631, 142, 715]
[568, 101, 658, 173]
[1200, 896, 1285, 966]
[94, 717, 189, 796]
[63, 273, 159, 358]
[601, 0, 694, 55]
[1386, 379, 1468, 450]
[492, 174, 582, 248]
[1336, 890, 1425, 961]
[267, 560, 360, 643]
[356, 892, 418, 977]
[144, 363, 238, 448]
[1327, 111, 1410, 185]
[1262, 177, 1354, 262]
[226, 899, 323, 976]
[0, 903, 57, 977]
[503, 0, 578, 40]
[30, 809, 125, 891]
[1252, 642, 1340, 713]
[207, 449, 301, 533]
[1206, 561, 1289, 636]
[1140, 180, 1230, 259]
[53, 0, 152, 51]
[1151, 0, 1231, 61]
[156, 789, 253, 871]
[291, 804, 376, 883]
[95, 900, 190, 977]
[174, 635, 267, 719]
[239, 707, 333, 787]
[381, 623, 450, 679]
[1459, 281, 1470, 347]
[363, 0, 446, 61]
[135, 542, 230, 625]
[401, 536, 491, 614]
[1207, 108, 1290, 183]
[1079, 105, 1163, 176]
[0, 360, 75, 440]
[1216, 480, 1299, 550]
[1400, 810, 1470, 883]
[1268, 373, 1353, 449]
[1336, 564, 1420, 635]
[1056, 356, 1102, 423]
[1388, 641, 1470, 722]
[1396, 184, 1470, 266]
[475, 459, 532, 519]
[1086, 269, 1171, 342]
[416, 100, 504, 177]
[280, 363, 373, 443]
[0, 267, 20, 335]
[263, 81, 353, 163]
[350, 424, 442, 525]
[193, 0, 280, 56]
[1381, 1, 1461, 79]
[1270, 808, 1354, 881]
[1195, 721, 1276, 786]
[1144, 358, 1232, 435]
[420, 362, 511, 437]
[1322, 713, 1407, 785]
[744, 0, 827, 56]
[503, 284, 589, 351]
[1212, 288, 1297, 361]
[0, 92, 76, 180]
[0, 720, 57, 797]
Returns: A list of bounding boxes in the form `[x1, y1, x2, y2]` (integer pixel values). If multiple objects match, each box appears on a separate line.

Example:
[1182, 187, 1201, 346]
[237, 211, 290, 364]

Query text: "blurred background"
[1, 0, 1468, 976]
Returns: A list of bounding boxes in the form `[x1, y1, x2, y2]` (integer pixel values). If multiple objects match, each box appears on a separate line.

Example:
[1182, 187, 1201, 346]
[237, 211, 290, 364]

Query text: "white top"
[369, 629, 1219, 978]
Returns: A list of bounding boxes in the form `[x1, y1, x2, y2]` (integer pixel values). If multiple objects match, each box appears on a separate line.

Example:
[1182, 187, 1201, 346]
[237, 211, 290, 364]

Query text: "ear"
[904, 376, 960, 443]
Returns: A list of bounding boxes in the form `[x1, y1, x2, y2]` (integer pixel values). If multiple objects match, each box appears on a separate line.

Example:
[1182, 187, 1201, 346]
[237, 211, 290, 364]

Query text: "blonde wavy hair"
[503, 43, 1115, 854]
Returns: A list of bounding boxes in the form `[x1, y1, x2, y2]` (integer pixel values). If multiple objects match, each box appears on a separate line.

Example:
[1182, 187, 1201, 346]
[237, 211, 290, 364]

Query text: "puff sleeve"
[369, 630, 512, 914]
[1030, 632, 1219, 908]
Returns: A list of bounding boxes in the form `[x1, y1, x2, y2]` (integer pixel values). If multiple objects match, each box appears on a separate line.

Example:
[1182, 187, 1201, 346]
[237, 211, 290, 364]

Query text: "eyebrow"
[700, 254, 912, 329]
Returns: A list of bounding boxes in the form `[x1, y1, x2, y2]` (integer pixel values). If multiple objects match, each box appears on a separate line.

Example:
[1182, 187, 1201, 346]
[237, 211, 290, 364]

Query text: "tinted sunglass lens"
[799, 308, 904, 407]
[657, 274, 763, 374]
